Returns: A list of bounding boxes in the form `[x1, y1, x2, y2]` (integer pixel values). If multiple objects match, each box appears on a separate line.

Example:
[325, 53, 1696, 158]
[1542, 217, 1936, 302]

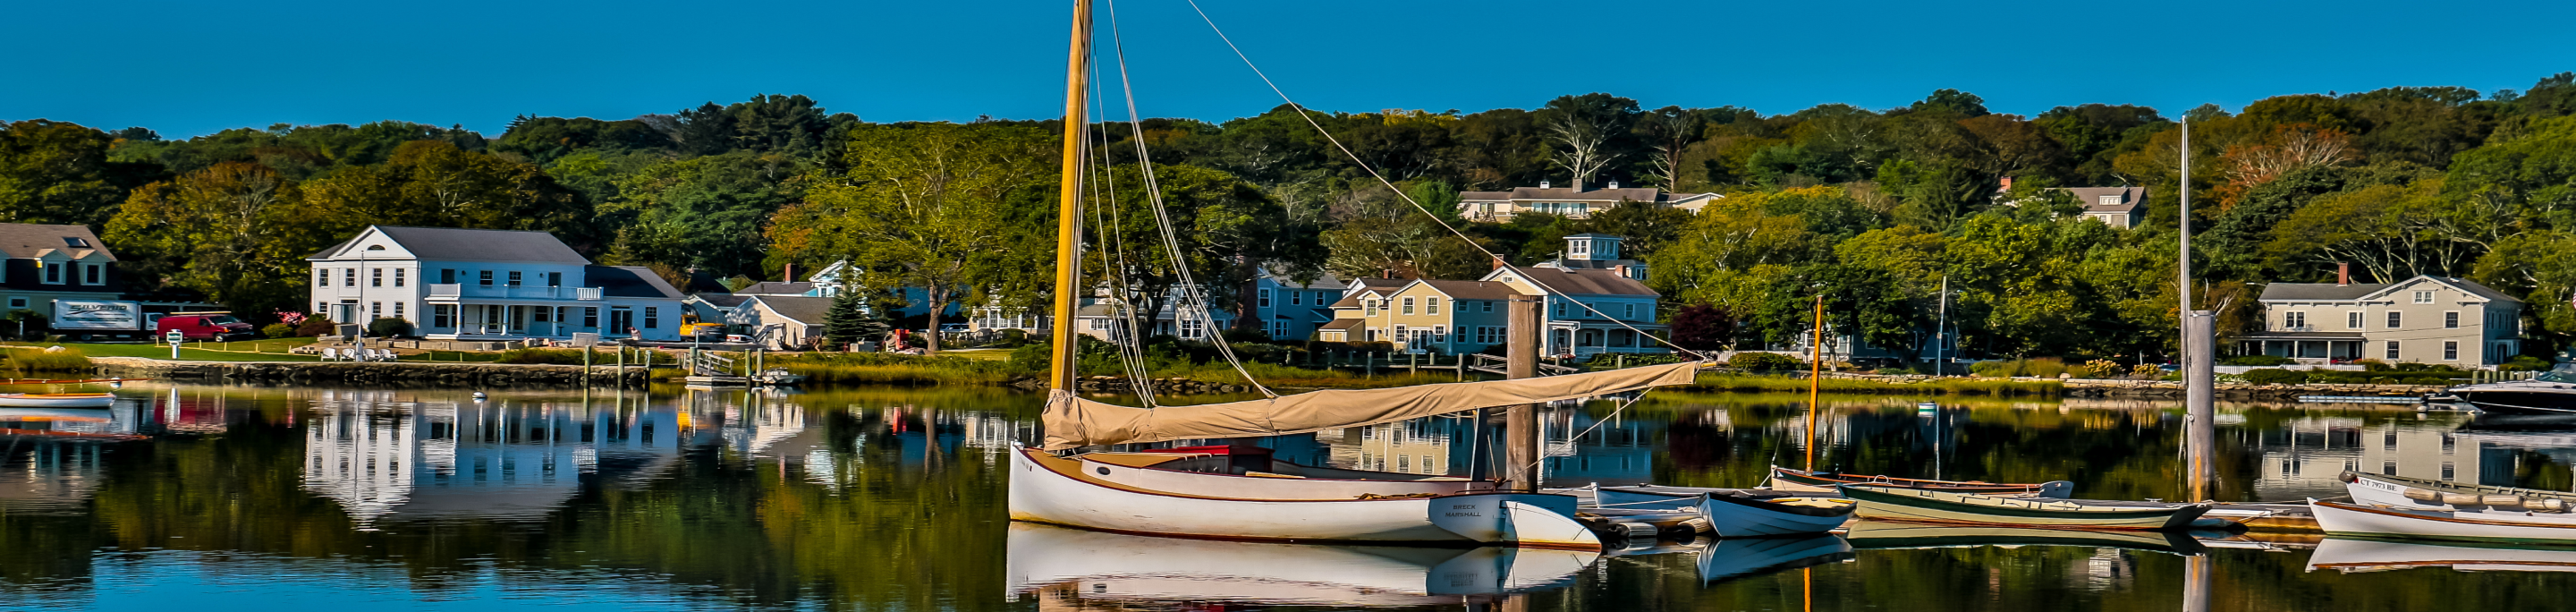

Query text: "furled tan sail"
[1041, 361, 1704, 450]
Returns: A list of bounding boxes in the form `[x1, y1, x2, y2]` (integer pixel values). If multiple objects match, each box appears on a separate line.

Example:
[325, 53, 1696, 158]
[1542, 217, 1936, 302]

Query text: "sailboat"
[1004, 0, 1706, 549]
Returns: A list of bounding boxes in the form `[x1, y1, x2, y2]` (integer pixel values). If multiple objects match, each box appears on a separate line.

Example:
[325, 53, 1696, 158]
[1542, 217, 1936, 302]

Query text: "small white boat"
[1696, 492, 1855, 538]
[0, 393, 114, 408]
[1843, 485, 2211, 531]
[1593, 484, 1789, 510]
[2311, 498, 2576, 544]
[2342, 470, 2576, 512]
[2307, 536, 2576, 574]
[1011, 447, 1599, 548]
[1004, 522, 1597, 606]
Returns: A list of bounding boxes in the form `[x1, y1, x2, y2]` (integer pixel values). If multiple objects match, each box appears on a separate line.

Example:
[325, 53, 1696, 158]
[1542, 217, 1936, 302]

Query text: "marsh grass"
[4, 347, 94, 374]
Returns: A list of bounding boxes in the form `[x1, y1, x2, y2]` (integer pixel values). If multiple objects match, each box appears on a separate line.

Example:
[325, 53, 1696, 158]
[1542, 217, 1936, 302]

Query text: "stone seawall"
[2062, 378, 2443, 401]
[90, 357, 653, 387]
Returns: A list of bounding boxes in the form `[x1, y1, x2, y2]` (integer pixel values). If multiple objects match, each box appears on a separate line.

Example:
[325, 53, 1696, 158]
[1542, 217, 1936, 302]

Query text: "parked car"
[939, 323, 970, 333]
[153, 312, 258, 341]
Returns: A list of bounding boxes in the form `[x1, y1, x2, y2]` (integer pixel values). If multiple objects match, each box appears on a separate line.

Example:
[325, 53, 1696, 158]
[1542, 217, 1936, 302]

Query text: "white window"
[81, 263, 100, 285]
[1572, 241, 1589, 255]
[433, 304, 454, 327]
[1365, 300, 1378, 316]
[2348, 311, 2361, 328]
[1624, 304, 1636, 319]
[2284, 311, 2306, 329]
[2445, 311, 2460, 328]
[2444, 341, 2459, 361]
[643, 307, 658, 329]
[6, 298, 23, 310]
[1392, 324, 1408, 340]
[2387, 311, 2402, 328]
[342, 268, 355, 286]
[2099, 194, 2121, 206]
[394, 302, 405, 319]
[1427, 297, 1440, 315]
[42, 262, 62, 285]
[1258, 289, 1271, 308]
[394, 268, 405, 287]
[317, 268, 328, 287]
[1402, 297, 1415, 315]
[507, 271, 522, 286]
[1482, 300, 1495, 313]
[1289, 290, 1301, 306]
[2414, 291, 2434, 304]
[2386, 341, 2400, 360]
[1434, 325, 1447, 341]
[371, 268, 382, 287]
[370, 302, 381, 319]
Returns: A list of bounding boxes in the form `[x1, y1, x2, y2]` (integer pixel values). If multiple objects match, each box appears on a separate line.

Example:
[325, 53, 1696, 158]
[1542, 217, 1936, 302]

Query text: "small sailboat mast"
[1046, 0, 1095, 396]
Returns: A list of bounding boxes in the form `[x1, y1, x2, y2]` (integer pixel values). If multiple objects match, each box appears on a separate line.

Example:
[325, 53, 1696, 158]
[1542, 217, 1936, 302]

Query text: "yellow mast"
[1806, 294, 1822, 471]
[1047, 0, 1095, 395]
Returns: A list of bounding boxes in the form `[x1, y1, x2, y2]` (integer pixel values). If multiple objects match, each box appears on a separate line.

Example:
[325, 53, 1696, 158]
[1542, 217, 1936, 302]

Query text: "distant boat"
[1004, 522, 1597, 607]
[2307, 536, 2576, 574]
[0, 393, 114, 408]
[2437, 371, 2576, 415]
[1769, 465, 2073, 498]
[1842, 485, 2211, 531]
[2311, 498, 2576, 544]
[1842, 520, 2207, 556]
[2342, 470, 2576, 512]
[1695, 492, 1854, 538]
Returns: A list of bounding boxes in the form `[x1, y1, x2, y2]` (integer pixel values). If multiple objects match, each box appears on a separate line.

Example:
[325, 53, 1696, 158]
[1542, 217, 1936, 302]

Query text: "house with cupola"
[305, 226, 686, 341]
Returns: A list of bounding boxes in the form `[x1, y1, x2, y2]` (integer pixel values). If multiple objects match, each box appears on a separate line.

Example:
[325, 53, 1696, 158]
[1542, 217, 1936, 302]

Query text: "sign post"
[165, 329, 184, 360]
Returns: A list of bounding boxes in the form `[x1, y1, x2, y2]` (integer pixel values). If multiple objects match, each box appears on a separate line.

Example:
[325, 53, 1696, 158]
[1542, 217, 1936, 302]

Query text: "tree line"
[4, 73, 2575, 360]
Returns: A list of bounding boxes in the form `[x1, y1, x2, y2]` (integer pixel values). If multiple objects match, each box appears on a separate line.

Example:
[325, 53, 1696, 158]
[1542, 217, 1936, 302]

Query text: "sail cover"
[1042, 361, 1705, 450]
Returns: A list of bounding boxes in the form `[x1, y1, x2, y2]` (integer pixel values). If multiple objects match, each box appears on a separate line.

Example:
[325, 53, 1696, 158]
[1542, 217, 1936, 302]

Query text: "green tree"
[822, 288, 883, 349]
[299, 140, 593, 249]
[105, 162, 322, 318]
[0, 119, 165, 226]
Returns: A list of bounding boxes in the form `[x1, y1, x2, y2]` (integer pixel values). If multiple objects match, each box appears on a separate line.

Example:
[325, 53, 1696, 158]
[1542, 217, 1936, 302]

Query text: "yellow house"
[1318, 279, 1524, 353]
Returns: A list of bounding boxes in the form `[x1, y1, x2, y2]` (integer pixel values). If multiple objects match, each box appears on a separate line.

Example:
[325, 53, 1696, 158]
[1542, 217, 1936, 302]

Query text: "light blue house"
[1250, 268, 1347, 341]
[305, 225, 686, 341]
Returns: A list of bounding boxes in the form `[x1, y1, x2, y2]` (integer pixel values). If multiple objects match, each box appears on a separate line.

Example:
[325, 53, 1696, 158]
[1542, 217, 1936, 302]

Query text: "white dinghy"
[1694, 492, 1855, 538]
[2312, 498, 2576, 544]
[2340, 470, 2576, 513]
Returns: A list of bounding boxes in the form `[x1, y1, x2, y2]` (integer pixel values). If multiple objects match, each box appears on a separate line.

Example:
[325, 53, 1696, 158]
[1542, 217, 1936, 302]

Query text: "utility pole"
[1504, 293, 1541, 492]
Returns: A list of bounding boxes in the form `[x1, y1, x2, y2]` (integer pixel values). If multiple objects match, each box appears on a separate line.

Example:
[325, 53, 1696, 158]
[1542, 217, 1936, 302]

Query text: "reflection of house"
[1327, 418, 1469, 476]
[2245, 273, 2524, 367]
[1538, 406, 1656, 486]
[2250, 417, 2504, 501]
[1458, 181, 1721, 221]
[300, 391, 687, 523]
[304, 226, 686, 341]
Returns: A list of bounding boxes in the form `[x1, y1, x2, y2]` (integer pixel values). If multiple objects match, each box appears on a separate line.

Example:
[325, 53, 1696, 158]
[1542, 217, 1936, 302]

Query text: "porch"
[417, 302, 636, 341]
[1546, 322, 1671, 358]
[2238, 332, 2368, 364]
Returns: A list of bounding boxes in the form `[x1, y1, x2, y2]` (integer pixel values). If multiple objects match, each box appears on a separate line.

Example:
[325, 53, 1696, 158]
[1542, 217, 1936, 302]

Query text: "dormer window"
[2099, 194, 2122, 206]
[62, 237, 88, 249]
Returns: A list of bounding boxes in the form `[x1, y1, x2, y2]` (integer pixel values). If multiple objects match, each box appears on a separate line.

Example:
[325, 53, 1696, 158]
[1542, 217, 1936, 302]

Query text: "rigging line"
[1086, 52, 1158, 406]
[1106, 0, 1276, 397]
[1511, 391, 1651, 478]
[1177, 0, 1708, 362]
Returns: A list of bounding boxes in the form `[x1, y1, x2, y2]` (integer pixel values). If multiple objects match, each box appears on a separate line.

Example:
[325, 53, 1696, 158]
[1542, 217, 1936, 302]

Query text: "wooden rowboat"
[2341, 470, 2576, 513]
[1009, 448, 1600, 548]
[1842, 485, 2211, 531]
[0, 393, 114, 408]
[2311, 498, 2576, 544]
[1695, 493, 1854, 538]
[1769, 465, 2072, 498]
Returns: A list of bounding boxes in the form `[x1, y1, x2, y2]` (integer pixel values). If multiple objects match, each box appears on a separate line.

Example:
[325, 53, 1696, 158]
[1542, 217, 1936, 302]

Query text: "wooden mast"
[1046, 0, 1095, 396]
[1806, 294, 1823, 471]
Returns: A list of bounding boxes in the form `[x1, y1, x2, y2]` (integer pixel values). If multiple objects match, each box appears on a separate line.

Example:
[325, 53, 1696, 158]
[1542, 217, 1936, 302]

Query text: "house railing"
[426, 284, 606, 301]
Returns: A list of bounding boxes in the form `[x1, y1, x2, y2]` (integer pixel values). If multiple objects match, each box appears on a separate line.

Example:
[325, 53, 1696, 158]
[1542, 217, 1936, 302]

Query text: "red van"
[153, 312, 257, 341]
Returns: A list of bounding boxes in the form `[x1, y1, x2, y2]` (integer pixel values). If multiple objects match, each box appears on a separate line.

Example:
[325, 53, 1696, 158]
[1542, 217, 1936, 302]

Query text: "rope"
[1179, 0, 1708, 362]
[1509, 390, 1650, 480]
[1106, 0, 1276, 397]
[1083, 48, 1159, 406]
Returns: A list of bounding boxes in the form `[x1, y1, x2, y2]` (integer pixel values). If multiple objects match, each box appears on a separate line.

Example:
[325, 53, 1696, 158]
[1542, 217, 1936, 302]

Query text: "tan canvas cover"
[1042, 361, 1705, 450]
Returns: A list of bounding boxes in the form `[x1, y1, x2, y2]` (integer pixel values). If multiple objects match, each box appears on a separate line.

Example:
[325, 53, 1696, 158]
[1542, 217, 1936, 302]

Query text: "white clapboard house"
[305, 226, 686, 341]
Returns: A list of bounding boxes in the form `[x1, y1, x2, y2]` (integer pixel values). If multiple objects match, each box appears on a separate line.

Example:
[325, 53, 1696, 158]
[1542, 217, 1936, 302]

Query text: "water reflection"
[2309, 537, 2576, 574]
[4, 386, 2576, 610]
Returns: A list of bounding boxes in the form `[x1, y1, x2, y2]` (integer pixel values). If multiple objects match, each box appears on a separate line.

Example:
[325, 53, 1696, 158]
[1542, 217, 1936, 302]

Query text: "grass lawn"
[7, 339, 326, 361]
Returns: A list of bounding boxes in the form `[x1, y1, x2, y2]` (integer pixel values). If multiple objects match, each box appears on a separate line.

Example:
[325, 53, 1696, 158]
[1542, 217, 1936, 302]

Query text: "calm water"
[4, 384, 2573, 611]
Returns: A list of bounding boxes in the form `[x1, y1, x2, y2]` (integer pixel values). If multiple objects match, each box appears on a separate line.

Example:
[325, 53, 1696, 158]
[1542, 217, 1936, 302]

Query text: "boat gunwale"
[1841, 485, 2205, 520]
[1772, 466, 2057, 493]
[2315, 499, 2576, 531]
[1027, 448, 1542, 505]
[1079, 454, 1482, 486]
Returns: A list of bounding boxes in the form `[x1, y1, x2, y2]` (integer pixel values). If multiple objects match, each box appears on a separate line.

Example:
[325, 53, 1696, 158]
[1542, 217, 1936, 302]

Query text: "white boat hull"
[1009, 448, 1599, 548]
[1697, 495, 1853, 538]
[0, 394, 114, 409]
[1004, 522, 1598, 605]
[2312, 499, 2576, 544]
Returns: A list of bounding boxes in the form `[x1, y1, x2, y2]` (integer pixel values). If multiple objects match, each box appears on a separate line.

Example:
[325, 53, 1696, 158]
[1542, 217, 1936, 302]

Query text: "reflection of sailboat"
[1696, 535, 1854, 584]
[1843, 520, 2208, 556]
[1004, 523, 1597, 608]
[2307, 536, 2576, 574]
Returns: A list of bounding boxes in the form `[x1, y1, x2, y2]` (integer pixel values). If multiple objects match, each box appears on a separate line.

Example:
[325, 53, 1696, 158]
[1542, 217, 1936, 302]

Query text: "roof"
[1318, 319, 1362, 331]
[1563, 233, 1623, 240]
[1261, 268, 1347, 290]
[2258, 283, 2387, 302]
[691, 293, 751, 308]
[2436, 277, 2524, 303]
[748, 295, 833, 325]
[1415, 279, 1526, 301]
[2063, 187, 2146, 215]
[1327, 294, 1366, 309]
[584, 266, 684, 299]
[0, 224, 114, 260]
[733, 281, 817, 296]
[310, 226, 588, 263]
[1502, 268, 1657, 297]
[1460, 186, 1715, 204]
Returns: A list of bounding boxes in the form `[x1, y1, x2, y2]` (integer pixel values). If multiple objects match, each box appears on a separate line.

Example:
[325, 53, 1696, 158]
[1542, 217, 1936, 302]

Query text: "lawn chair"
[320, 348, 341, 361]
[375, 349, 397, 361]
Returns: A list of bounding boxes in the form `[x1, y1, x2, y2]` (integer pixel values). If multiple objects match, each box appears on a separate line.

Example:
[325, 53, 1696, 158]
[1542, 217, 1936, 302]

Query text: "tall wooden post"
[2178, 117, 2217, 501]
[1504, 293, 1541, 492]
[1806, 294, 1823, 471]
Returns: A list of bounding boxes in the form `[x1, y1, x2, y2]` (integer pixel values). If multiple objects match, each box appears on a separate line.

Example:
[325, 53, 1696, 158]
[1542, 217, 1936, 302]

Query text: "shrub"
[2241, 369, 2309, 385]
[1971, 358, 2067, 378]
[262, 323, 296, 338]
[367, 318, 414, 338]
[2503, 354, 2555, 371]
[1728, 352, 1805, 371]
[294, 318, 339, 337]
[2220, 354, 2295, 366]
[2131, 363, 2164, 378]
[2076, 359, 2123, 378]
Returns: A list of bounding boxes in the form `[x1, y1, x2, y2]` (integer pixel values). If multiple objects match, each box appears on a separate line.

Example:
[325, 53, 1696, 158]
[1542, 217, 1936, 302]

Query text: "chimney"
[1999, 176, 2014, 192]
[2337, 262, 2350, 286]
[1539, 180, 1552, 190]
[783, 263, 795, 283]
[1490, 256, 1505, 271]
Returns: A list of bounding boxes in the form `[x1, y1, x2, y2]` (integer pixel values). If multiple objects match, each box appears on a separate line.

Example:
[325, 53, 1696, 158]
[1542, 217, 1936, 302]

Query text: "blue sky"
[7, 0, 2571, 138]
